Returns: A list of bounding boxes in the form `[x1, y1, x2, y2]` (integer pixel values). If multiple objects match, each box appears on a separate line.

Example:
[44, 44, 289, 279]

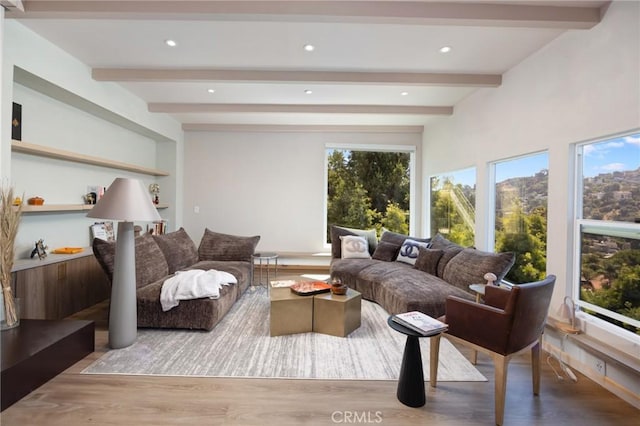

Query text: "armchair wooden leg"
[429, 333, 441, 388]
[492, 354, 509, 426]
[531, 340, 541, 395]
[471, 350, 478, 364]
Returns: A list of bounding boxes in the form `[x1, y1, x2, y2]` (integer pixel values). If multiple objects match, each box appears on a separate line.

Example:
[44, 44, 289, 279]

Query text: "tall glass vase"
[0, 292, 20, 331]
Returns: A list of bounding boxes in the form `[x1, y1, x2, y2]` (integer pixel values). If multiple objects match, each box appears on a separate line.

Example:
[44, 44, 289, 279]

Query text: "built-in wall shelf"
[11, 140, 170, 177]
[17, 203, 168, 214]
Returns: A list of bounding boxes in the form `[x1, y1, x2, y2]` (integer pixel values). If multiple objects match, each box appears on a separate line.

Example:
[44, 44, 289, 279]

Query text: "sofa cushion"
[429, 233, 465, 278]
[330, 225, 377, 258]
[442, 248, 516, 293]
[380, 230, 430, 247]
[396, 239, 431, 265]
[414, 247, 444, 276]
[372, 241, 401, 261]
[330, 258, 379, 289]
[153, 227, 199, 274]
[374, 266, 474, 317]
[198, 229, 260, 262]
[93, 233, 169, 288]
[340, 235, 371, 259]
[136, 277, 237, 330]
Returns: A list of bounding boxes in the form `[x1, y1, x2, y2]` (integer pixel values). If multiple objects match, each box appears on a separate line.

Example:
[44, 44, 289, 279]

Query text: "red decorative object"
[289, 281, 331, 296]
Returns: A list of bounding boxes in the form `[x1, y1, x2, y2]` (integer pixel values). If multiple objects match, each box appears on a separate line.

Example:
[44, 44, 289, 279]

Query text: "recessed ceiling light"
[165, 39, 177, 47]
[439, 46, 451, 53]
[207, 89, 215, 94]
[401, 91, 409, 96]
[303, 44, 315, 52]
[304, 89, 313, 94]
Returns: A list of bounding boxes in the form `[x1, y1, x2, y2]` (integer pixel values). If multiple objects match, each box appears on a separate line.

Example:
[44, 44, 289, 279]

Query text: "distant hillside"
[496, 169, 548, 214]
[583, 168, 640, 222]
[496, 167, 640, 222]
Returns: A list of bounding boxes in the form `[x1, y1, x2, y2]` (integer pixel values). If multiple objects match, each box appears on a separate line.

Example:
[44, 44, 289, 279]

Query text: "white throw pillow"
[340, 235, 371, 259]
[396, 239, 431, 265]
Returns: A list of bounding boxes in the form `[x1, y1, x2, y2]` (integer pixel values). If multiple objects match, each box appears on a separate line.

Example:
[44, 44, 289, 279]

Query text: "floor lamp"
[87, 178, 161, 349]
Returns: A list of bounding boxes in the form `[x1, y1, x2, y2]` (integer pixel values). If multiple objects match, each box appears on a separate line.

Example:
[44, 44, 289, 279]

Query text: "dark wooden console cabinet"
[1, 319, 95, 411]
[12, 253, 110, 320]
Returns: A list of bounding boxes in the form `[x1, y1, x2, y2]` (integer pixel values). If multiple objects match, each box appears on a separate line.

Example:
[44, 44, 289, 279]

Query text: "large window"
[429, 168, 476, 246]
[493, 152, 549, 284]
[326, 146, 414, 241]
[575, 132, 640, 335]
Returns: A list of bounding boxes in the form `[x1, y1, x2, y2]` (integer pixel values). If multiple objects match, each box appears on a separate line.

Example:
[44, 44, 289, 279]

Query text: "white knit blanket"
[160, 269, 237, 312]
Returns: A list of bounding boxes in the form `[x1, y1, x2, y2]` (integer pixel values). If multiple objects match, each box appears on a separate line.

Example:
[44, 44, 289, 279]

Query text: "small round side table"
[251, 252, 278, 293]
[469, 283, 486, 303]
[387, 316, 443, 408]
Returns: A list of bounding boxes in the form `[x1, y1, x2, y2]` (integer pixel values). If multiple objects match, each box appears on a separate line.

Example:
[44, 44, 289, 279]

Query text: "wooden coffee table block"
[269, 286, 313, 336]
[313, 289, 361, 337]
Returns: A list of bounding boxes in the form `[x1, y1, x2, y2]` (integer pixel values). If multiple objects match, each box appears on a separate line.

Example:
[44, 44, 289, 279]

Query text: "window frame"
[488, 150, 549, 283]
[323, 143, 416, 248]
[571, 130, 640, 336]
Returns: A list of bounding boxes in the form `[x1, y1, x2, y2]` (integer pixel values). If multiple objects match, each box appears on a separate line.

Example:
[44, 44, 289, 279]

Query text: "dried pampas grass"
[1, 185, 22, 326]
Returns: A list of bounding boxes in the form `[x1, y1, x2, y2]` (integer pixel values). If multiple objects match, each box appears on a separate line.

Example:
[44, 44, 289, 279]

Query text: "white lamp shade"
[87, 177, 161, 222]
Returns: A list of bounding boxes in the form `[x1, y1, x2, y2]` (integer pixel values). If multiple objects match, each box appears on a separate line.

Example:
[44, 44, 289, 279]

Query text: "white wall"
[422, 0, 639, 405]
[183, 131, 422, 253]
[1, 21, 183, 257]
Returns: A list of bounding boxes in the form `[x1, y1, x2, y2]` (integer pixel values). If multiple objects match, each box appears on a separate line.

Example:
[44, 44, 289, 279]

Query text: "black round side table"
[387, 316, 443, 408]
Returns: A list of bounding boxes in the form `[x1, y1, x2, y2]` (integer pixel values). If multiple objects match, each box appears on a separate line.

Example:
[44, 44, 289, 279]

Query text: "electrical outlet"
[194, 206, 200, 214]
[592, 356, 606, 376]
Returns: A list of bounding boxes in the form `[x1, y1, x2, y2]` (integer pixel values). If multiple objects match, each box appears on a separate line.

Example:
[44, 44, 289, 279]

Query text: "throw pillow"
[153, 227, 199, 274]
[134, 234, 171, 288]
[92, 233, 169, 289]
[429, 233, 465, 277]
[441, 248, 516, 293]
[198, 229, 260, 262]
[396, 239, 431, 265]
[330, 225, 378, 258]
[413, 247, 444, 276]
[380, 230, 431, 247]
[372, 241, 401, 261]
[340, 235, 371, 259]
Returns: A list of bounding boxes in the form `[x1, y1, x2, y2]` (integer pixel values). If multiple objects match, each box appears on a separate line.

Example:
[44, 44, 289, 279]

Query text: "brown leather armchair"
[432, 275, 556, 426]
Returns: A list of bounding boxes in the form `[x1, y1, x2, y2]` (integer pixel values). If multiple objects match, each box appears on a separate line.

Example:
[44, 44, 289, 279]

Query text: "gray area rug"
[83, 287, 486, 382]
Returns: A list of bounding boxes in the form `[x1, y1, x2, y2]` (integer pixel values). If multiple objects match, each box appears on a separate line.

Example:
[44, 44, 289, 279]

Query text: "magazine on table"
[391, 311, 448, 335]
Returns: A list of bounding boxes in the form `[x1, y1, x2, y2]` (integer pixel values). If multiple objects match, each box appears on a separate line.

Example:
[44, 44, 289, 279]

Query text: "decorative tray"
[290, 281, 331, 296]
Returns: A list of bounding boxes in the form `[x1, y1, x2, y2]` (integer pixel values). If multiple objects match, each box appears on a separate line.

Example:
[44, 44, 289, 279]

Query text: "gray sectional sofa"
[93, 228, 259, 331]
[329, 227, 515, 318]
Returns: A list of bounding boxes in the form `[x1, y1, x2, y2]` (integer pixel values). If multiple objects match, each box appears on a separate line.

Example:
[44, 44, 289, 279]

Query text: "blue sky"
[495, 151, 548, 183]
[582, 133, 640, 177]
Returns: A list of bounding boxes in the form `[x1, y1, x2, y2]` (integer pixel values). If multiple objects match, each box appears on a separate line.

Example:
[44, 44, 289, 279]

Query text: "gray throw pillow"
[153, 227, 199, 274]
[429, 233, 465, 277]
[380, 230, 430, 247]
[198, 229, 260, 262]
[413, 247, 444, 276]
[372, 241, 401, 261]
[442, 248, 516, 292]
[92, 233, 169, 288]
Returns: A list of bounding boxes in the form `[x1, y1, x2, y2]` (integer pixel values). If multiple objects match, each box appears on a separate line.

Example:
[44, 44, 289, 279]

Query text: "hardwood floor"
[1, 296, 638, 425]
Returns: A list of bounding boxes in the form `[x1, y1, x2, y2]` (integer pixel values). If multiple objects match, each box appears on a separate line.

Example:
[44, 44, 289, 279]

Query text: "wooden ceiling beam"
[149, 103, 453, 115]
[182, 124, 425, 133]
[93, 69, 501, 88]
[13, 1, 604, 29]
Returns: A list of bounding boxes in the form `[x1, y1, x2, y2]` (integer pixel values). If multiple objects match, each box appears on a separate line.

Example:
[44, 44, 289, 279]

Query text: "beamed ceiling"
[6, 0, 610, 131]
